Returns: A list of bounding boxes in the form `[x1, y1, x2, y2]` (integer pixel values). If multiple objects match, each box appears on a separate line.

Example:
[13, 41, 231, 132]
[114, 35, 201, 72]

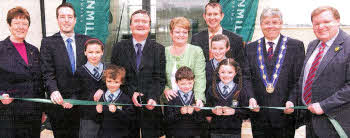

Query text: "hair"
[84, 38, 104, 51]
[260, 8, 283, 23]
[169, 17, 190, 33]
[102, 65, 126, 83]
[7, 6, 31, 26]
[311, 6, 340, 22]
[130, 9, 151, 25]
[211, 34, 232, 58]
[212, 58, 242, 100]
[175, 66, 195, 81]
[56, 2, 76, 18]
[204, 2, 223, 14]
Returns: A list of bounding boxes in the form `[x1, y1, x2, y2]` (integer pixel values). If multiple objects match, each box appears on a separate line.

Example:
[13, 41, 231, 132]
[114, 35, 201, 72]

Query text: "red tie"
[303, 42, 326, 105]
[267, 42, 274, 61]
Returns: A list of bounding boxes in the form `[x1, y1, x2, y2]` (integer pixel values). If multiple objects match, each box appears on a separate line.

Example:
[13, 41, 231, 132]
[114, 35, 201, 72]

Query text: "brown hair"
[204, 2, 223, 14]
[169, 17, 190, 33]
[130, 9, 151, 25]
[211, 34, 232, 58]
[7, 6, 31, 26]
[84, 38, 104, 51]
[311, 6, 340, 22]
[175, 66, 195, 81]
[102, 65, 126, 83]
[212, 58, 242, 100]
[56, 2, 76, 18]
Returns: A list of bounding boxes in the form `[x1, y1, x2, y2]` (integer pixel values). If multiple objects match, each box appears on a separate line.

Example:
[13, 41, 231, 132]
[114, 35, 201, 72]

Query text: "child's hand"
[194, 100, 203, 112]
[109, 104, 116, 113]
[187, 106, 194, 114]
[96, 104, 103, 113]
[206, 116, 212, 123]
[62, 102, 73, 109]
[145, 99, 156, 110]
[212, 106, 223, 116]
[0, 94, 14, 105]
[180, 106, 187, 114]
[222, 106, 235, 116]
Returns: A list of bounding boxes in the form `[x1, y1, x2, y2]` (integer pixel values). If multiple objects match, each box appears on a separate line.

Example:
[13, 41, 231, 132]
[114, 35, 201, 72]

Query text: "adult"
[191, 2, 245, 65]
[40, 3, 90, 138]
[0, 6, 43, 138]
[111, 10, 166, 137]
[245, 8, 305, 138]
[163, 17, 206, 106]
[286, 6, 350, 137]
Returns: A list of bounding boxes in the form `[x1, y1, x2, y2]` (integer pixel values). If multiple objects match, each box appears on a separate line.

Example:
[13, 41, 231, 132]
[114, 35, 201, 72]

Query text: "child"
[75, 38, 105, 138]
[96, 65, 135, 138]
[206, 58, 249, 138]
[164, 66, 204, 138]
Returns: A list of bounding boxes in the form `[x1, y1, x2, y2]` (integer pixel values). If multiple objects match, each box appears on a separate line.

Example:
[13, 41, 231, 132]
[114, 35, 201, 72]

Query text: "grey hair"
[260, 8, 283, 23]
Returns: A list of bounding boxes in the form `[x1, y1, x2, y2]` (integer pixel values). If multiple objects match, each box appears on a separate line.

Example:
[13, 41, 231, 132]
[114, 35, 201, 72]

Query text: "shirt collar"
[179, 90, 193, 101]
[265, 34, 280, 46]
[320, 29, 339, 47]
[212, 57, 226, 69]
[133, 38, 146, 47]
[60, 32, 75, 43]
[218, 81, 235, 92]
[209, 27, 223, 37]
[85, 62, 103, 74]
[105, 89, 121, 101]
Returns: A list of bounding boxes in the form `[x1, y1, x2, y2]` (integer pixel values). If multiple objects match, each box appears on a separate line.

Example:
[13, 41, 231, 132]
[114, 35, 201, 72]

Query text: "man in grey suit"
[285, 6, 350, 137]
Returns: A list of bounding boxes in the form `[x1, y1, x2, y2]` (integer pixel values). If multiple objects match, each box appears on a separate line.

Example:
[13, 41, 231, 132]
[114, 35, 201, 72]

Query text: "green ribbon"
[0, 96, 347, 137]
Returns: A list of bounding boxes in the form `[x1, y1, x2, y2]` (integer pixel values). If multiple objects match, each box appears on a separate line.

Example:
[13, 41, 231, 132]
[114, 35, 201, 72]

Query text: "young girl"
[206, 58, 249, 138]
[75, 38, 105, 138]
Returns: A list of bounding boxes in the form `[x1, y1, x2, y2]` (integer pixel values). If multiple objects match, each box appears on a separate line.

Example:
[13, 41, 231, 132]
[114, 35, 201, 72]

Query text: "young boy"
[164, 66, 204, 137]
[96, 65, 135, 138]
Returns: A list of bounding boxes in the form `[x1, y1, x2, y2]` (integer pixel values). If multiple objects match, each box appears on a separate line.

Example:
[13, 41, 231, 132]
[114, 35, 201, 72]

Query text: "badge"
[232, 100, 238, 107]
[266, 83, 274, 93]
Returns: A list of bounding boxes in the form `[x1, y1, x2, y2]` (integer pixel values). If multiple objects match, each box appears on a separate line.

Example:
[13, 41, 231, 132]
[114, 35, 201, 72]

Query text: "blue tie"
[93, 67, 99, 78]
[223, 85, 229, 96]
[66, 38, 75, 73]
[183, 93, 189, 105]
[136, 43, 142, 71]
[108, 93, 114, 102]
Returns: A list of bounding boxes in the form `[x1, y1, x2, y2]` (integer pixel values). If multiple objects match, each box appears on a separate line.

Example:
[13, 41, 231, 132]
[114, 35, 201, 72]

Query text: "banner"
[220, 0, 259, 42]
[66, 0, 111, 43]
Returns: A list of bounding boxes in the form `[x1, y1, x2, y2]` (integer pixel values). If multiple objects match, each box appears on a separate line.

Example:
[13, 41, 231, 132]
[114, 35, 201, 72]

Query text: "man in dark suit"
[191, 2, 245, 65]
[245, 8, 305, 138]
[110, 10, 166, 137]
[285, 6, 350, 137]
[40, 3, 89, 138]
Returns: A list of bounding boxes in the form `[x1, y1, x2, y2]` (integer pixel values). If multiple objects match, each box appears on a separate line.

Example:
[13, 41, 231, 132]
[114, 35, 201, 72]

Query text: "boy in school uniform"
[164, 66, 204, 138]
[96, 65, 135, 138]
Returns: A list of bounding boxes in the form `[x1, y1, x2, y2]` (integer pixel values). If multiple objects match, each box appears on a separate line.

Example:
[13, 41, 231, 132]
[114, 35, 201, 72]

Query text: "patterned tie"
[223, 85, 229, 96]
[136, 43, 142, 71]
[267, 42, 274, 61]
[108, 93, 114, 102]
[183, 93, 189, 105]
[66, 38, 75, 73]
[93, 67, 99, 78]
[303, 43, 327, 105]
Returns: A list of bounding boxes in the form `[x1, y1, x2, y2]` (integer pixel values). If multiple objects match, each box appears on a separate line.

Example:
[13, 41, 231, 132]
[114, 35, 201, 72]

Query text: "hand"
[109, 104, 116, 113]
[249, 98, 260, 112]
[222, 106, 235, 116]
[187, 105, 194, 114]
[132, 92, 143, 107]
[1, 94, 14, 105]
[145, 99, 156, 110]
[62, 102, 73, 109]
[194, 100, 203, 112]
[96, 104, 103, 113]
[180, 106, 187, 114]
[50, 91, 63, 105]
[93, 89, 104, 101]
[206, 116, 212, 123]
[164, 89, 178, 101]
[284, 101, 294, 114]
[212, 106, 223, 116]
[308, 103, 324, 115]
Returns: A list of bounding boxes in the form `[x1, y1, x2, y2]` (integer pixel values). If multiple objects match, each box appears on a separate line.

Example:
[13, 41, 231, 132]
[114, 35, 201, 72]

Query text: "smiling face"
[57, 7, 76, 35]
[106, 76, 123, 93]
[84, 44, 103, 66]
[9, 17, 29, 42]
[203, 6, 224, 30]
[211, 40, 230, 62]
[130, 13, 150, 38]
[176, 79, 195, 93]
[312, 10, 340, 43]
[261, 16, 282, 41]
[218, 64, 236, 84]
[170, 26, 189, 46]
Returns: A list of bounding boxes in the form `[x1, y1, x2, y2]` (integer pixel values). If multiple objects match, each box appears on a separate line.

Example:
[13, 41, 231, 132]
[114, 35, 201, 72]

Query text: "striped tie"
[267, 42, 274, 61]
[108, 93, 114, 102]
[93, 67, 99, 78]
[303, 43, 326, 105]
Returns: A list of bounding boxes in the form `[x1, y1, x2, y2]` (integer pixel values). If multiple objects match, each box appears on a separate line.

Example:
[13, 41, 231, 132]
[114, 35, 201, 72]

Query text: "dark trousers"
[133, 107, 163, 138]
[48, 105, 80, 138]
[166, 136, 201, 138]
[210, 133, 241, 138]
[79, 119, 100, 138]
[251, 119, 295, 138]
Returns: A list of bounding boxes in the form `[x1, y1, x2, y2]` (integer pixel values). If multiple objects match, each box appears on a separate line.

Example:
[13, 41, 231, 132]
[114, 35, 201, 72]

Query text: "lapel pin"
[335, 46, 340, 52]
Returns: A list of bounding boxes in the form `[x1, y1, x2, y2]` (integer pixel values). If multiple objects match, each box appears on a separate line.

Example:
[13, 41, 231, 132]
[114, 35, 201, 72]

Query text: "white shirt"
[264, 35, 280, 53]
[60, 32, 77, 69]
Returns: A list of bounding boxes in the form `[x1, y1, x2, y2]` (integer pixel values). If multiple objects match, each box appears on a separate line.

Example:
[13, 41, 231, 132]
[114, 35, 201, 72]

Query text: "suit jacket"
[295, 29, 350, 137]
[40, 32, 89, 99]
[191, 29, 245, 64]
[244, 35, 305, 128]
[111, 36, 166, 102]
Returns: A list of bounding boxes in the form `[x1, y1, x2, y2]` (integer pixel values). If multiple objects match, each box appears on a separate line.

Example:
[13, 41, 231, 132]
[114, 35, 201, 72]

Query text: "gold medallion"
[266, 83, 274, 93]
